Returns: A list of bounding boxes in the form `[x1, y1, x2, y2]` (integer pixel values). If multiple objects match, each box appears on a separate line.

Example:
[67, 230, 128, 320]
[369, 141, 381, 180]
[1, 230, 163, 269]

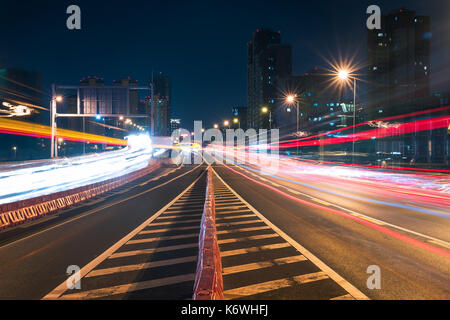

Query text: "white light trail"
[0, 135, 154, 205]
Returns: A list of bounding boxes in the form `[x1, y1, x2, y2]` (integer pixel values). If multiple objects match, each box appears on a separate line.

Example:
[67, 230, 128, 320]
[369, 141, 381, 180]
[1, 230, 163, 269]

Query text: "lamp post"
[223, 120, 230, 129]
[286, 94, 300, 155]
[12, 146, 17, 160]
[261, 106, 272, 130]
[233, 117, 240, 129]
[336, 69, 357, 164]
[50, 86, 63, 158]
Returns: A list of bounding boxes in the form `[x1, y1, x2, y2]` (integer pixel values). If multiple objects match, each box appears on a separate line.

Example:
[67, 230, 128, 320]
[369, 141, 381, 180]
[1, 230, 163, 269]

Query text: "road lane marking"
[220, 243, 291, 257]
[215, 214, 256, 220]
[221, 164, 450, 260]
[158, 213, 202, 219]
[223, 272, 328, 299]
[85, 256, 198, 278]
[60, 274, 195, 300]
[222, 255, 307, 276]
[216, 219, 263, 227]
[139, 225, 200, 234]
[330, 294, 355, 300]
[218, 233, 278, 244]
[42, 165, 207, 300]
[215, 205, 249, 210]
[126, 233, 198, 245]
[213, 166, 370, 300]
[109, 243, 198, 259]
[149, 219, 200, 227]
[215, 202, 245, 207]
[216, 226, 271, 234]
[5, 163, 201, 252]
[162, 208, 204, 214]
[215, 209, 253, 215]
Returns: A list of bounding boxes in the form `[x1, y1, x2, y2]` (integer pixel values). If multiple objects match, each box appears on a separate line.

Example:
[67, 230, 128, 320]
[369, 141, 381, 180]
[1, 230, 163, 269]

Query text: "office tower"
[247, 28, 292, 129]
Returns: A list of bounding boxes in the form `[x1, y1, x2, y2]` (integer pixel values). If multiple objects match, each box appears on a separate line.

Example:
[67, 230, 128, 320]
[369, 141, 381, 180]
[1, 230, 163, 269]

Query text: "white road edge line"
[42, 164, 208, 300]
[212, 166, 370, 301]
[239, 164, 450, 249]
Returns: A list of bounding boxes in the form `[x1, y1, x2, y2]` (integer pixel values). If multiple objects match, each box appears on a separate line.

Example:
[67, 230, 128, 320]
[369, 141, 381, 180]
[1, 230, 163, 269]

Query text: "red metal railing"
[0, 161, 161, 230]
[193, 166, 224, 300]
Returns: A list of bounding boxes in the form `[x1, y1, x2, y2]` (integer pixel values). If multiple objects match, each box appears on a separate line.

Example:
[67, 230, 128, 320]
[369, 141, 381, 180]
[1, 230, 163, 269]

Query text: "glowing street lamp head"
[233, 118, 239, 124]
[338, 69, 349, 81]
[55, 96, 63, 103]
[286, 95, 295, 103]
[261, 106, 269, 114]
[223, 120, 230, 127]
[213, 124, 219, 129]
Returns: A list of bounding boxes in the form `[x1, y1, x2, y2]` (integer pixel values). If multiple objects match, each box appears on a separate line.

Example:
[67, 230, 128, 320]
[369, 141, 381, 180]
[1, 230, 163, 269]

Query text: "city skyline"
[1, 0, 449, 129]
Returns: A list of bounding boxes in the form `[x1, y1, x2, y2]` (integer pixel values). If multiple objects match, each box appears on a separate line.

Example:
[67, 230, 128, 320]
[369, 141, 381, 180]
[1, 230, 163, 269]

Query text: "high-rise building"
[367, 8, 431, 120]
[169, 119, 181, 135]
[151, 72, 171, 135]
[247, 28, 292, 129]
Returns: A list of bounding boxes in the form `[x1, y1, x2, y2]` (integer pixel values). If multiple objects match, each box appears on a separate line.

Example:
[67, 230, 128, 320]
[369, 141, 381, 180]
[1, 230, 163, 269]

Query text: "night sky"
[1, 0, 449, 130]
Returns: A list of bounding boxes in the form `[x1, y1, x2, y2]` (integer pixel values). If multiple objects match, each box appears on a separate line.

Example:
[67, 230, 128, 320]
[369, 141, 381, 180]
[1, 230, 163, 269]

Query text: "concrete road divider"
[193, 166, 224, 300]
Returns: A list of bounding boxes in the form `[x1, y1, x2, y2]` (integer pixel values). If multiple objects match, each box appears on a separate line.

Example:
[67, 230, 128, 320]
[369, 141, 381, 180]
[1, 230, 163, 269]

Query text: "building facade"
[367, 8, 431, 119]
[247, 28, 292, 129]
[151, 72, 171, 136]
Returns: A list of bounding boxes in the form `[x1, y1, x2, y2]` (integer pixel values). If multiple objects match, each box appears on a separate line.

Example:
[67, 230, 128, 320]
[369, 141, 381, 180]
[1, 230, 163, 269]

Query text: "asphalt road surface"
[212, 163, 449, 300]
[0, 162, 207, 299]
[0, 159, 448, 299]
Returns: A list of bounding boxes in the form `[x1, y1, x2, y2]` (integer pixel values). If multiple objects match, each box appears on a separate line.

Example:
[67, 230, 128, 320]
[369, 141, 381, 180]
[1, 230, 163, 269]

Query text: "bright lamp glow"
[338, 69, 349, 80]
[286, 95, 295, 103]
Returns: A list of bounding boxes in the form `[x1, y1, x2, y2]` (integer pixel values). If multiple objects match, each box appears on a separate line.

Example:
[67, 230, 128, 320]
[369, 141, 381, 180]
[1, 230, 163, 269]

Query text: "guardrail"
[193, 166, 224, 300]
[0, 161, 161, 230]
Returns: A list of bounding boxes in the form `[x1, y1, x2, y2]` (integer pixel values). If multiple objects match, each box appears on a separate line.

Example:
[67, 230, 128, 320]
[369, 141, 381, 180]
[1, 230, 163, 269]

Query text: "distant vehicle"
[175, 142, 201, 152]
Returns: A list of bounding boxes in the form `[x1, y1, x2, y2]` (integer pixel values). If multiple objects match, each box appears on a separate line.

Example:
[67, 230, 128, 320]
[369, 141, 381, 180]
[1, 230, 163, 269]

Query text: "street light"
[213, 124, 219, 129]
[233, 117, 240, 129]
[261, 106, 272, 130]
[50, 95, 63, 158]
[223, 120, 230, 129]
[285, 94, 300, 155]
[335, 68, 357, 164]
[12, 146, 17, 160]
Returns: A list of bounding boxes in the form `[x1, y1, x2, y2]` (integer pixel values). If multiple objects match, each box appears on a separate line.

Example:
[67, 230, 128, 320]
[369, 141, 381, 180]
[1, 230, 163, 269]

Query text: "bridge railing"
[0, 161, 161, 230]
